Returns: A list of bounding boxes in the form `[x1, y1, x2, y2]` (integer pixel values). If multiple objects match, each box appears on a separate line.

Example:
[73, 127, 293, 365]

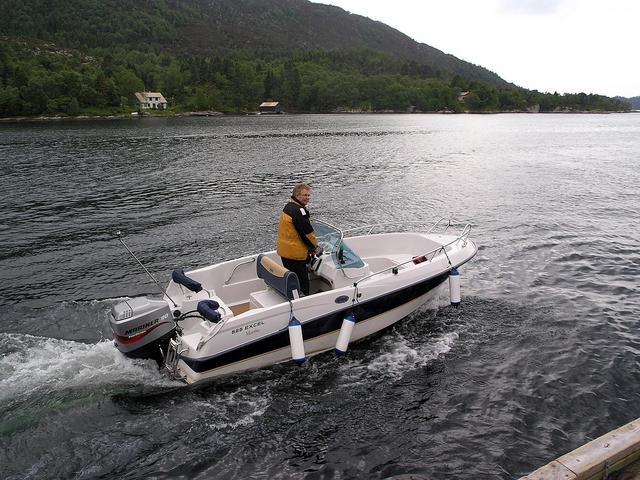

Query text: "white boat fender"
[335, 312, 356, 356]
[449, 268, 461, 306]
[288, 316, 306, 364]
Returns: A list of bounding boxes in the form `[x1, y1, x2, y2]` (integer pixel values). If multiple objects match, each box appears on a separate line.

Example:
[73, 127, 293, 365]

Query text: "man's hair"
[292, 183, 311, 197]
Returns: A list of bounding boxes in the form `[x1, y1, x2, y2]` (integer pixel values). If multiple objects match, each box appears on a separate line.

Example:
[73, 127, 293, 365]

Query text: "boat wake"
[0, 294, 461, 434]
[0, 333, 178, 398]
[333, 319, 459, 388]
[364, 330, 458, 377]
[0, 332, 180, 434]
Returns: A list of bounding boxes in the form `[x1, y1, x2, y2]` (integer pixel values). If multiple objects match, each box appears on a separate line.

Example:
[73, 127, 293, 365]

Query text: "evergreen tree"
[68, 97, 80, 115]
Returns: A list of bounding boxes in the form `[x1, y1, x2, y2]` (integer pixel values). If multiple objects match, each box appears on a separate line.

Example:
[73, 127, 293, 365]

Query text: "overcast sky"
[312, 0, 638, 98]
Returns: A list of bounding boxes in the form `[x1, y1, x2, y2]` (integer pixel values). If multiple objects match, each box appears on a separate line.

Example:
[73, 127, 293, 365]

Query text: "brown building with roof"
[135, 92, 168, 110]
[259, 101, 283, 114]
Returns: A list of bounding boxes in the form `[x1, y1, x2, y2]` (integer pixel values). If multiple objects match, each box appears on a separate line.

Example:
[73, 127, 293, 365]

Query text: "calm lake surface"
[0, 113, 639, 479]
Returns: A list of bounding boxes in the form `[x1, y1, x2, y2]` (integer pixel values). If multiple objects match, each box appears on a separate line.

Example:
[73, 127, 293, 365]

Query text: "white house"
[134, 92, 168, 110]
[457, 91, 470, 103]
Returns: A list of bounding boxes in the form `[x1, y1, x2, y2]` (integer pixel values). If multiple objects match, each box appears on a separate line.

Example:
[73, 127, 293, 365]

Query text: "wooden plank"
[558, 420, 640, 479]
[229, 302, 251, 315]
[521, 460, 577, 480]
[519, 418, 640, 480]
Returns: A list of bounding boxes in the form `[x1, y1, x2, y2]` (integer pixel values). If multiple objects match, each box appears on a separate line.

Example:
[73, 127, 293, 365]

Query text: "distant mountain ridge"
[0, 0, 512, 88]
[178, 0, 513, 87]
[622, 96, 640, 109]
[0, 0, 630, 116]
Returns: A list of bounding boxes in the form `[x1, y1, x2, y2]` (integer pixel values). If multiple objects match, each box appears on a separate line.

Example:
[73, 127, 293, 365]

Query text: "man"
[276, 183, 319, 296]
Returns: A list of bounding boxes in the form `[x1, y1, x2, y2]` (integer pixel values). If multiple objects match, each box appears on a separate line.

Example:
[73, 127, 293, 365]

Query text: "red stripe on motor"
[114, 322, 170, 345]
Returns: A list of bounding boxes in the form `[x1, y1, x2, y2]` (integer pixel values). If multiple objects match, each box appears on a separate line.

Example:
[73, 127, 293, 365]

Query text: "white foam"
[197, 390, 272, 431]
[0, 333, 178, 403]
[337, 331, 459, 384]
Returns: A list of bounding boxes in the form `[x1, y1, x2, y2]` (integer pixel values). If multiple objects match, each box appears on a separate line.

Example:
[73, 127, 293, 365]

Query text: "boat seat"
[255, 254, 301, 301]
[249, 288, 288, 309]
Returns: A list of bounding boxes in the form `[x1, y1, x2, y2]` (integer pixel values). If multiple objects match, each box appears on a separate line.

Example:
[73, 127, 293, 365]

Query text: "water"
[0, 113, 638, 479]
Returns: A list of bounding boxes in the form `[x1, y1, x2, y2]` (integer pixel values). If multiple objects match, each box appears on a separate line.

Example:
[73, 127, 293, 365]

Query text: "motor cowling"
[110, 297, 176, 360]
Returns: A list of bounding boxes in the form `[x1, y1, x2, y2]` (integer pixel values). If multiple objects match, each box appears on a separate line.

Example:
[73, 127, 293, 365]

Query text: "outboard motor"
[110, 297, 176, 361]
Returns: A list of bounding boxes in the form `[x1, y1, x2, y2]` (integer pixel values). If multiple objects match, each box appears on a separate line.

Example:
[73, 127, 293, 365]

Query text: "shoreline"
[0, 110, 632, 124]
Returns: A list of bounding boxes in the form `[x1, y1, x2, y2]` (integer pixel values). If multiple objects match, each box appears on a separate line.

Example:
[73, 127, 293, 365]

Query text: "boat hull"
[177, 271, 449, 384]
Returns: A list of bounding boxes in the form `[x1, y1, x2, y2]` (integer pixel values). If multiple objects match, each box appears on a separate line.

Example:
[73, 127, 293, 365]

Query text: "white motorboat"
[110, 219, 477, 385]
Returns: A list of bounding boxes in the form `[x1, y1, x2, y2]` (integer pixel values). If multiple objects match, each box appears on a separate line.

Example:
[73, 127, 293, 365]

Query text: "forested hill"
[0, 0, 631, 116]
[626, 97, 640, 110]
[0, 0, 508, 88]
[177, 0, 512, 88]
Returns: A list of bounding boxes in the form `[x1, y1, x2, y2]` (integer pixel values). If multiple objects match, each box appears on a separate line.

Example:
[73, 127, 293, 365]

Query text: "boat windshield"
[312, 220, 365, 269]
